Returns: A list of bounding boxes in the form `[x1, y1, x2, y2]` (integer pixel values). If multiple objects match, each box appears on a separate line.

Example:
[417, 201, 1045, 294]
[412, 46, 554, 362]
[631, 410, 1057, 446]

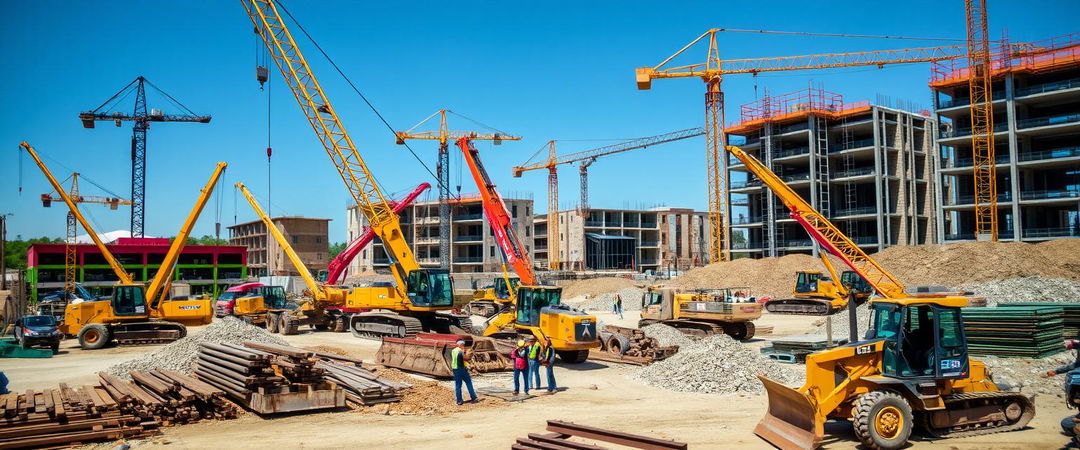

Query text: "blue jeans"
[544, 363, 556, 392]
[513, 367, 530, 393]
[528, 360, 541, 389]
[452, 368, 476, 404]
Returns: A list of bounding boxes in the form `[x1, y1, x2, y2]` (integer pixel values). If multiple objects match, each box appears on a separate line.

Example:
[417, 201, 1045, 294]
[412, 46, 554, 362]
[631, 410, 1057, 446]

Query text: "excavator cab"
[516, 287, 562, 327]
[869, 301, 970, 379]
[405, 269, 454, 308]
[794, 271, 825, 295]
[494, 276, 520, 300]
[112, 285, 149, 317]
[841, 270, 873, 295]
[260, 286, 289, 310]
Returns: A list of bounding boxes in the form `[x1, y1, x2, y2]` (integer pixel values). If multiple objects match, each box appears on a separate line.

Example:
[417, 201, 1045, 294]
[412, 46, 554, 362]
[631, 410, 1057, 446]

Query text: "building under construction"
[228, 216, 331, 277]
[931, 33, 1080, 241]
[724, 87, 937, 258]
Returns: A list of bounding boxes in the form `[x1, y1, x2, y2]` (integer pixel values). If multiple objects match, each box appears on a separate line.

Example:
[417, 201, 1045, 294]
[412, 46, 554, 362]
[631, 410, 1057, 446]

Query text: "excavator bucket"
[375, 333, 510, 378]
[754, 375, 822, 450]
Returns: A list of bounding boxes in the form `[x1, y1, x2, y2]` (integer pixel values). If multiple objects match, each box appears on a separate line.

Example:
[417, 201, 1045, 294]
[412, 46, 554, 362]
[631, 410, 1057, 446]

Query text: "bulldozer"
[22, 141, 223, 349]
[639, 286, 761, 340]
[756, 296, 1034, 449]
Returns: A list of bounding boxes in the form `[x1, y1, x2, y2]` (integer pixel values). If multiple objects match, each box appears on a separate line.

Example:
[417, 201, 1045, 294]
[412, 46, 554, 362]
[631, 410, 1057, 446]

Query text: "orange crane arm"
[455, 137, 537, 285]
[21, 142, 134, 285]
[725, 145, 906, 298]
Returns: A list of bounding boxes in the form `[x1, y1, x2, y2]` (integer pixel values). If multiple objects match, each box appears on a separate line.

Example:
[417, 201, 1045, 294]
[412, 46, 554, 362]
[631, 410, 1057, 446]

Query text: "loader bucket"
[754, 375, 822, 450]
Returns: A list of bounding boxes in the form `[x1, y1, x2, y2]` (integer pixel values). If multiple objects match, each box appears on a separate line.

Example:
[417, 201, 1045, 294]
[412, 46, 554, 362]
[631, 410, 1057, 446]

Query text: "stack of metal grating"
[1003, 302, 1080, 339]
[962, 305, 1065, 358]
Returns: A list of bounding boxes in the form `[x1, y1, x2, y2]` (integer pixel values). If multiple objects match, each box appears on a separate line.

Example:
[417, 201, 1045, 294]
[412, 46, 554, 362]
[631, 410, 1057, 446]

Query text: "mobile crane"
[456, 137, 600, 363]
[21, 141, 224, 349]
[722, 142, 1035, 449]
[242, 0, 458, 338]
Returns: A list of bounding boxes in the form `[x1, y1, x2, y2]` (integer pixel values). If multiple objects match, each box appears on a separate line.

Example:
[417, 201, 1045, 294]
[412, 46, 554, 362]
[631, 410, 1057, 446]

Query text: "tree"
[329, 242, 347, 260]
[168, 235, 229, 246]
[4, 237, 64, 269]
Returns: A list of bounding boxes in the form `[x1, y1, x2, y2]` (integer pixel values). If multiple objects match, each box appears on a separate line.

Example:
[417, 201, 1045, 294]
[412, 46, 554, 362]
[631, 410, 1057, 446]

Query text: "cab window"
[795, 273, 820, 294]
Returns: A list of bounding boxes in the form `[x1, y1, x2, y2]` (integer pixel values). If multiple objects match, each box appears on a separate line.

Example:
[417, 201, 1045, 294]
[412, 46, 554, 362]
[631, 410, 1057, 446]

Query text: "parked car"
[13, 315, 62, 354]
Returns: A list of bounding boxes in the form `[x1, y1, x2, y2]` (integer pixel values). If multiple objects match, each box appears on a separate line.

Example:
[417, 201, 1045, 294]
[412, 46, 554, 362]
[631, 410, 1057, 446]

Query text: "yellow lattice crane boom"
[965, 0, 998, 241]
[395, 109, 521, 270]
[636, 30, 977, 263]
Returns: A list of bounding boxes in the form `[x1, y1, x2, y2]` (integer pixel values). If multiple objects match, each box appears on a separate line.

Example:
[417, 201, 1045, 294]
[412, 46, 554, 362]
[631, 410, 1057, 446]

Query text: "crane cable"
[274, 0, 451, 199]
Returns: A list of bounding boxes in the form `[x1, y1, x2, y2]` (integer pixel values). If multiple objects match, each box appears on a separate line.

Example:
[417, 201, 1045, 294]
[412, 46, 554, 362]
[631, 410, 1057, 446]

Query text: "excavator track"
[350, 312, 423, 340]
[113, 321, 187, 346]
[920, 391, 1036, 439]
[764, 298, 836, 316]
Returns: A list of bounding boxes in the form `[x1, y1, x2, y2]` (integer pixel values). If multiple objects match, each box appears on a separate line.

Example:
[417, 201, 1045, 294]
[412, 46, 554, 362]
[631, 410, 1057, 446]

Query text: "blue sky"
[1, 0, 1076, 242]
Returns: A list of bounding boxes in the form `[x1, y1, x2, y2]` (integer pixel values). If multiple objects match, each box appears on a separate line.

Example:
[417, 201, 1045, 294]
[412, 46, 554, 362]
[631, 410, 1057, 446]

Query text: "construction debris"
[592, 325, 679, 365]
[106, 317, 289, 378]
[512, 419, 688, 450]
[193, 341, 345, 414]
[632, 334, 801, 395]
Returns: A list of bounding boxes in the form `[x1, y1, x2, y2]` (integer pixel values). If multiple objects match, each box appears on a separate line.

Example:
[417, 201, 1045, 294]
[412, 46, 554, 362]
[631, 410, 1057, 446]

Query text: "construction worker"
[511, 339, 530, 395]
[527, 335, 542, 390]
[1042, 340, 1080, 437]
[451, 339, 477, 405]
[541, 337, 557, 393]
[615, 294, 624, 319]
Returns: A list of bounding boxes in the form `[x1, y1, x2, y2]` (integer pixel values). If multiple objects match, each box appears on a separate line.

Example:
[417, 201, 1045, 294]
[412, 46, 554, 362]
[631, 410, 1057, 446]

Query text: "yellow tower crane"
[636, 33, 980, 262]
[394, 109, 521, 270]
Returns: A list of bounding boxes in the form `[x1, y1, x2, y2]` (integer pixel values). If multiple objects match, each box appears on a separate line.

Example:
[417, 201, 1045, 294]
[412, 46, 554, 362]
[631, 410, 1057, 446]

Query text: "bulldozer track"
[920, 391, 1036, 439]
[351, 313, 423, 340]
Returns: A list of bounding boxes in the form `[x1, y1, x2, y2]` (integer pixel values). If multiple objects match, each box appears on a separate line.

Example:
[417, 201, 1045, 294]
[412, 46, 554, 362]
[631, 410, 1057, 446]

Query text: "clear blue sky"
[1, 1, 1076, 242]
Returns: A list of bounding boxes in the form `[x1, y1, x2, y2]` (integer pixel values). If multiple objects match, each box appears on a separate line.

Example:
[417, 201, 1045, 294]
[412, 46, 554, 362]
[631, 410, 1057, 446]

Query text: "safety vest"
[451, 347, 466, 369]
[528, 343, 541, 360]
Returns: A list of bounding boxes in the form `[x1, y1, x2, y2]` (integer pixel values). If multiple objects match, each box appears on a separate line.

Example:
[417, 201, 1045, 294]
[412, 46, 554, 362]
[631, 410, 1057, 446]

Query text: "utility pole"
[0, 213, 10, 290]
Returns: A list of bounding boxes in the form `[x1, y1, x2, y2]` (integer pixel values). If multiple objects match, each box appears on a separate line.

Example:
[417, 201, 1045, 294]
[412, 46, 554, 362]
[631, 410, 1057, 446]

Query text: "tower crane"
[242, 0, 460, 338]
[80, 76, 211, 238]
[394, 109, 521, 270]
[636, 32, 980, 262]
[513, 128, 705, 270]
[966, 0, 998, 241]
[40, 174, 132, 295]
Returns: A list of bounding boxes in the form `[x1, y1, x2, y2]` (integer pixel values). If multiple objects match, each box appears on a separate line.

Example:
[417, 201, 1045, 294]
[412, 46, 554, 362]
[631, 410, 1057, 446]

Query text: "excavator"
[764, 251, 873, 316]
[21, 141, 224, 349]
[242, 0, 462, 339]
[638, 285, 761, 340]
[722, 143, 1035, 449]
[224, 182, 429, 332]
[456, 137, 600, 363]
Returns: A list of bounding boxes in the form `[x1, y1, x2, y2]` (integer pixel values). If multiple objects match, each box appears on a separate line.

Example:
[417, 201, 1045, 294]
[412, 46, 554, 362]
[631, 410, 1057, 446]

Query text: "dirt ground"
[1, 313, 1071, 449]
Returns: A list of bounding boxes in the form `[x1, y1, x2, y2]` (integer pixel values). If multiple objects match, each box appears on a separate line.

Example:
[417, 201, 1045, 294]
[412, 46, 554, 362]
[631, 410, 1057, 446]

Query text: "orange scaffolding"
[931, 33, 1080, 87]
[724, 87, 871, 135]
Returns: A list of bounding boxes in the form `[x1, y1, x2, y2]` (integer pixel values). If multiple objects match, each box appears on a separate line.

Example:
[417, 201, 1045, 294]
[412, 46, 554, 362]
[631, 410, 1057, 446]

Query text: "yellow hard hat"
[517, 339, 525, 347]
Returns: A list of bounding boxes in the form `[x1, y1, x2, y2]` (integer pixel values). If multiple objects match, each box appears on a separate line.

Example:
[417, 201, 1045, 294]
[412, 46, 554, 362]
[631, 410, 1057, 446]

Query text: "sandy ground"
[1, 313, 1071, 449]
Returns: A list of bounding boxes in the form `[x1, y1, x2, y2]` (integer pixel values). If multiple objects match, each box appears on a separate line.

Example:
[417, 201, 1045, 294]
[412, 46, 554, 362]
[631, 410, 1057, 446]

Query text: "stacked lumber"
[99, 370, 238, 425]
[316, 360, 407, 406]
[0, 384, 155, 449]
[963, 305, 1065, 358]
[193, 341, 346, 414]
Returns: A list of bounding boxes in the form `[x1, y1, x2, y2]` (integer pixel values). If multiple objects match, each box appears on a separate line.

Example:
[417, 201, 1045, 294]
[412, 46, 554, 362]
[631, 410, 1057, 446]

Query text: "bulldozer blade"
[754, 374, 822, 450]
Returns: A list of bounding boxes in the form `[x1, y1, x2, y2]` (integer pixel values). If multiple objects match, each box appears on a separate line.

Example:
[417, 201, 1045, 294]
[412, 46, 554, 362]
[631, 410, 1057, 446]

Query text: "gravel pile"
[566, 287, 644, 312]
[105, 317, 289, 378]
[980, 351, 1075, 397]
[960, 276, 1080, 306]
[641, 324, 694, 348]
[810, 305, 873, 342]
[631, 334, 801, 395]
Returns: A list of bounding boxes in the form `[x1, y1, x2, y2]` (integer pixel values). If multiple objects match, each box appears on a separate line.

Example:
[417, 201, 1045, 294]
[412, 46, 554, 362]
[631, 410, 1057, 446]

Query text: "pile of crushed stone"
[631, 334, 801, 395]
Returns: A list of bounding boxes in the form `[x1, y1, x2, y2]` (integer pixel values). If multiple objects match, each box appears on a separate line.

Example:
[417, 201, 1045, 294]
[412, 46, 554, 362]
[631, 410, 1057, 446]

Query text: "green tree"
[168, 235, 229, 246]
[329, 242, 347, 260]
[4, 236, 64, 269]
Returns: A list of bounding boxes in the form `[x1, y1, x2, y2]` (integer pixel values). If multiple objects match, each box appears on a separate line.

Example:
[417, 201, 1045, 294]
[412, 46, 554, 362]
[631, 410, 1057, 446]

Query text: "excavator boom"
[455, 137, 537, 285]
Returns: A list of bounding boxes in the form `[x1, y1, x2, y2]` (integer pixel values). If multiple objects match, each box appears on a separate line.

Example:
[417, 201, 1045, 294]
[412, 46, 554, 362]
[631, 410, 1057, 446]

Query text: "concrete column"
[873, 108, 886, 252]
[1005, 73, 1023, 241]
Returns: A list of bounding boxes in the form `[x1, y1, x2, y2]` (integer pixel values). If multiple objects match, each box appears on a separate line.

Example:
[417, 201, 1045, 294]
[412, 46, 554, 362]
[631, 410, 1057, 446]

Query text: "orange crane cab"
[21, 141, 224, 349]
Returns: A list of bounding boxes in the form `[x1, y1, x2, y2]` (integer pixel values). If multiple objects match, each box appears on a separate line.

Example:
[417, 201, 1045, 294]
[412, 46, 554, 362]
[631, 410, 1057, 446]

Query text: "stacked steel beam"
[1004, 302, 1080, 339]
[316, 360, 407, 406]
[962, 305, 1065, 358]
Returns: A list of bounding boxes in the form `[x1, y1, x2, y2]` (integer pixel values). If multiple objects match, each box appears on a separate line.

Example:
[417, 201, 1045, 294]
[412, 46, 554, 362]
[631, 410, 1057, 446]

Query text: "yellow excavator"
[721, 143, 1035, 449]
[21, 141, 224, 349]
[639, 285, 762, 340]
[456, 136, 600, 363]
[242, 0, 464, 339]
[764, 252, 873, 316]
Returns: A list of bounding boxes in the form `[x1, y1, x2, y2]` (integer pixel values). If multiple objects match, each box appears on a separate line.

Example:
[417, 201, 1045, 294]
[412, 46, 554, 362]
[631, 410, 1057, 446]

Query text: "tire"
[78, 324, 111, 350]
[282, 314, 299, 335]
[266, 313, 279, 333]
[557, 350, 589, 364]
[333, 316, 347, 333]
[727, 322, 756, 341]
[51, 343, 60, 354]
[852, 390, 913, 450]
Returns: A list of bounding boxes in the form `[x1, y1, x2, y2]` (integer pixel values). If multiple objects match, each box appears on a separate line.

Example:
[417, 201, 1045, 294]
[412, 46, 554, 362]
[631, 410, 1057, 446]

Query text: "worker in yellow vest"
[451, 339, 477, 405]
[527, 335, 542, 390]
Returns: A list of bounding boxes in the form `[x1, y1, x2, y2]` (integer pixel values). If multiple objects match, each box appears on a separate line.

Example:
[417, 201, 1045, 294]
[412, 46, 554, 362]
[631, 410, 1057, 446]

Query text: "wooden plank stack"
[193, 341, 346, 414]
[315, 359, 409, 406]
[0, 384, 154, 449]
